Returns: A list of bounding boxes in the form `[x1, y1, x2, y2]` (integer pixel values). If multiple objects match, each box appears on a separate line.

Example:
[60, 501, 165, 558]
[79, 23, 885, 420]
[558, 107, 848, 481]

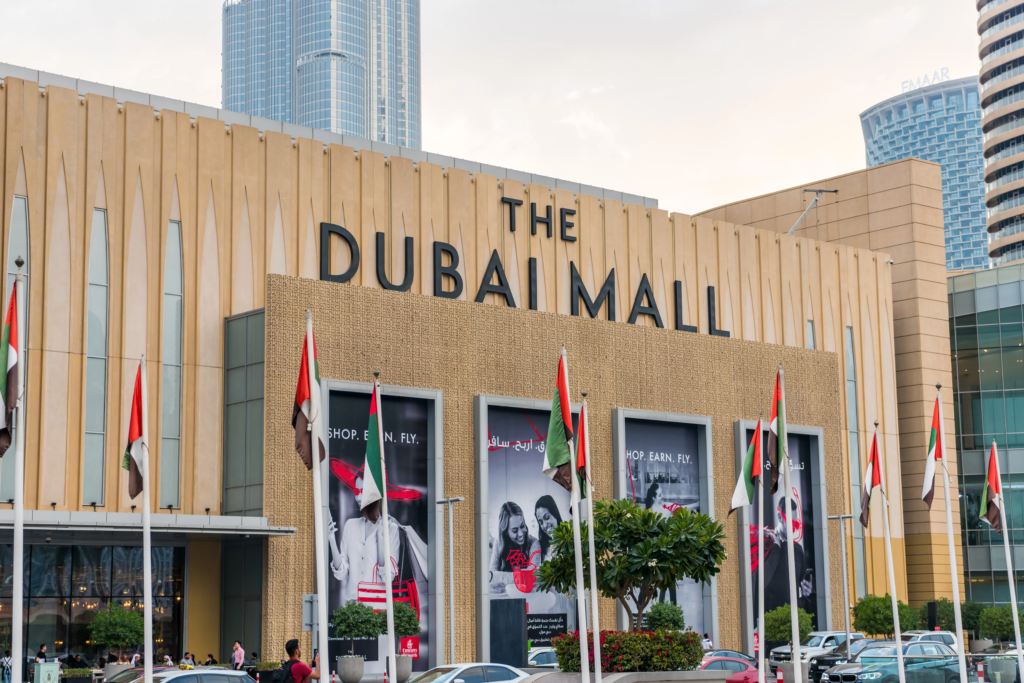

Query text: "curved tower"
[980, 0, 1024, 265]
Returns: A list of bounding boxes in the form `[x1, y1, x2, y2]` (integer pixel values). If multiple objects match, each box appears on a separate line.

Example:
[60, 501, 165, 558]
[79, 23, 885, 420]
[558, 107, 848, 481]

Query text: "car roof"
[706, 657, 750, 664]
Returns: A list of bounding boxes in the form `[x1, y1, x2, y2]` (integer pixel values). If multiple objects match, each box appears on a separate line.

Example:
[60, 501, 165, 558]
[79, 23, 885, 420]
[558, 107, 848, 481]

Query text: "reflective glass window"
[83, 209, 108, 506]
[160, 222, 183, 509]
[2, 196, 28, 501]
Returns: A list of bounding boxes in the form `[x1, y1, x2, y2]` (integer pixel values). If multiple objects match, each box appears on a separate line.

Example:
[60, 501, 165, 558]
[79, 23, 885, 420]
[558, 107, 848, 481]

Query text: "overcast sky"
[0, 0, 981, 212]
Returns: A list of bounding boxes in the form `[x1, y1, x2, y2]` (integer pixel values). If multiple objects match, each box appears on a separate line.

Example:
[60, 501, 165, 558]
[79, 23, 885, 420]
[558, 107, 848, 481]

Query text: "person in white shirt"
[2, 650, 13, 683]
[701, 634, 713, 651]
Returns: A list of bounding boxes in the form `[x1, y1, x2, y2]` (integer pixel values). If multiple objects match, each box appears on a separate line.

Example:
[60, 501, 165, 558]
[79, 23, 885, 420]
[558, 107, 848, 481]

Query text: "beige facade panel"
[697, 159, 959, 603]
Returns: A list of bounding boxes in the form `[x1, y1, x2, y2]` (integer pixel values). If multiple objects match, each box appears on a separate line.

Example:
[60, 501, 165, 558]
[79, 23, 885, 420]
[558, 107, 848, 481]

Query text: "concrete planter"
[336, 656, 364, 683]
[987, 659, 1017, 683]
[103, 664, 131, 682]
[774, 663, 796, 683]
[396, 655, 412, 683]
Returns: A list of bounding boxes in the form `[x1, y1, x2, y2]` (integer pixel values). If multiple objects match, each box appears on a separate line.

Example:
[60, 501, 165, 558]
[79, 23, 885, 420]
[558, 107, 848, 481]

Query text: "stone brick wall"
[263, 274, 845, 659]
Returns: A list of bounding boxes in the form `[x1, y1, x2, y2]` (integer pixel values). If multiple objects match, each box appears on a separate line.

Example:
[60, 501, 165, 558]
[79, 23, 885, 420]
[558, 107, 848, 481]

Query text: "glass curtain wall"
[223, 311, 264, 516]
[0, 544, 184, 671]
[845, 327, 868, 598]
[160, 222, 183, 509]
[83, 210, 108, 506]
[951, 265, 1024, 604]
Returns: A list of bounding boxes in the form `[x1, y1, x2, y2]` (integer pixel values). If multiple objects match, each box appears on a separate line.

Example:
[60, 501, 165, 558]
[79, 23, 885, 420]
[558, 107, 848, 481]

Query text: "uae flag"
[921, 396, 943, 509]
[292, 323, 326, 470]
[542, 348, 576, 495]
[122, 361, 146, 499]
[575, 400, 591, 504]
[359, 381, 386, 510]
[860, 429, 882, 527]
[765, 369, 785, 495]
[0, 283, 18, 457]
[730, 417, 763, 514]
[978, 441, 1003, 533]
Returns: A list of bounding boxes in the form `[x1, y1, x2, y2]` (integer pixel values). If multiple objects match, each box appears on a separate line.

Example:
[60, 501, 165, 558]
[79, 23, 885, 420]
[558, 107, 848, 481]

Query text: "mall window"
[160, 222, 183, 509]
[83, 209, 108, 506]
[220, 537, 261, 663]
[845, 326, 867, 598]
[0, 544, 184, 663]
[806, 320, 815, 350]
[2, 197, 28, 502]
[223, 310, 264, 516]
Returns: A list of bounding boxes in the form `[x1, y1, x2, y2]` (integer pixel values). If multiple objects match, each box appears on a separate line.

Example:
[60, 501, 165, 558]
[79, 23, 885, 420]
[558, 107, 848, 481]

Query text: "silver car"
[410, 664, 529, 683]
[114, 668, 254, 683]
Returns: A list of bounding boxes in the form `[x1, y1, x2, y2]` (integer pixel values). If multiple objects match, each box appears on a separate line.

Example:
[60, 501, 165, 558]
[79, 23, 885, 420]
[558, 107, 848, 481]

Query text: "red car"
[701, 657, 772, 683]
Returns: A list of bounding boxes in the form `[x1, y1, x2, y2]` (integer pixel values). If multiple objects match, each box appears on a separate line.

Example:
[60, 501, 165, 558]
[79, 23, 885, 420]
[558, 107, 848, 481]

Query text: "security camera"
[887, 259, 895, 265]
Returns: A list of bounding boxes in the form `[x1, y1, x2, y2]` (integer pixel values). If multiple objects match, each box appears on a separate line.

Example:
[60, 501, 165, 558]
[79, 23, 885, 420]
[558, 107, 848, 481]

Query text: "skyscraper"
[222, 0, 421, 149]
[859, 76, 989, 271]
[979, 0, 1024, 267]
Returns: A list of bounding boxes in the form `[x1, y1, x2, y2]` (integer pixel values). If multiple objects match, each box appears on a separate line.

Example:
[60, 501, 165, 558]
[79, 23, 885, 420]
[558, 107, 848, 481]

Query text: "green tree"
[852, 595, 919, 638]
[391, 602, 421, 639]
[331, 601, 385, 656]
[980, 605, 1024, 642]
[645, 601, 686, 632]
[918, 598, 957, 633]
[961, 601, 986, 638]
[763, 605, 812, 649]
[536, 498, 726, 631]
[89, 602, 144, 658]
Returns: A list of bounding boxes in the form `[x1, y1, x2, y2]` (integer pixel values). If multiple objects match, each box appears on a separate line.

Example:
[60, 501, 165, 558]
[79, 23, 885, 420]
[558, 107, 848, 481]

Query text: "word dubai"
[319, 203, 732, 336]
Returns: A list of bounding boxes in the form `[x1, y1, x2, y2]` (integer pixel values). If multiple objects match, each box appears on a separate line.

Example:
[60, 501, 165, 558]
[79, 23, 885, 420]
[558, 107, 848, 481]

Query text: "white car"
[527, 648, 558, 669]
[113, 668, 253, 683]
[770, 631, 865, 672]
[410, 663, 529, 683]
[900, 630, 959, 649]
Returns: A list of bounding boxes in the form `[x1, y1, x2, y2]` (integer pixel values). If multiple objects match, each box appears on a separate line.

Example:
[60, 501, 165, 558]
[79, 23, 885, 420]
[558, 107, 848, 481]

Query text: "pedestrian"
[35, 644, 46, 663]
[2, 650, 11, 683]
[232, 641, 244, 670]
[163, 656, 173, 665]
[280, 639, 319, 683]
[249, 652, 259, 666]
[205, 655, 219, 666]
[701, 633, 713, 651]
[182, 653, 195, 667]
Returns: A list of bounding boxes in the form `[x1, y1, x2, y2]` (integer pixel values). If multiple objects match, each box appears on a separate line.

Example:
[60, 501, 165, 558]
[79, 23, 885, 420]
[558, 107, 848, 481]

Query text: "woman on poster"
[534, 495, 563, 564]
[489, 501, 541, 593]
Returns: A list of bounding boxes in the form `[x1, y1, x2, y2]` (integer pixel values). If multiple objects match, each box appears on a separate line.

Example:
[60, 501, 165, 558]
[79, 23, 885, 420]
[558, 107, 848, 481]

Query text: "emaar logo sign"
[902, 68, 951, 93]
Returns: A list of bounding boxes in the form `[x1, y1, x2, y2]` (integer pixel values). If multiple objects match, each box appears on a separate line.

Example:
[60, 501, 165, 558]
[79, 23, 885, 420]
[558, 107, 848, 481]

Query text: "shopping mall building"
[0, 62, 958, 670]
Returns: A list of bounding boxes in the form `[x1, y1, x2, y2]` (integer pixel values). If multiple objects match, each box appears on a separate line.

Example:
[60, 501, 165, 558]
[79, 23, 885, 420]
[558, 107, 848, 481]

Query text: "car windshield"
[850, 640, 873, 655]
[858, 647, 897, 660]
[410, 668, 458, 683]
[804, 637, 823, 647]
[107, 671, 145, 683]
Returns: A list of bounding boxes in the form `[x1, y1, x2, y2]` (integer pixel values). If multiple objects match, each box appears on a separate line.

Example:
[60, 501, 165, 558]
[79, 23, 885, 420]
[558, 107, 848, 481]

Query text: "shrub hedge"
[552, 629, 703, 672]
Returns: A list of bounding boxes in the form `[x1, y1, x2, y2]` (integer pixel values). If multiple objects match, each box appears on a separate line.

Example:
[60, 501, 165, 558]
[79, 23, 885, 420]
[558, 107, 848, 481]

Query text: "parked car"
[826, 641, 961, 683]
[410, 664, 529, 683]
[706, 650, 755, 663]
[770, 632, 866, 673]
[112, 668, 253, 683]
[809, 639, 879, 682]
[901, 631, 959, 649]
[527, 648, 558, 669]
[702, 657, 774, 683]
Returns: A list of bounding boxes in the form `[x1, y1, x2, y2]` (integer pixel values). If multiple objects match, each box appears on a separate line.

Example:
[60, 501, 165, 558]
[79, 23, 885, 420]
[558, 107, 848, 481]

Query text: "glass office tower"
[949, 264, 1024, 604]
[222, 0, 420, 149]
[860, 77, 989, 271]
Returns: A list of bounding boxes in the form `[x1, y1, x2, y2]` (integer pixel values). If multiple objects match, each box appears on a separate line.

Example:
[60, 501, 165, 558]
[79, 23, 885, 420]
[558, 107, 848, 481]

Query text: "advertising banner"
[747, 429, 818, 648]
[327, 391, 432, 672]
[487, 405, 579, 646]
[622, 418, 704, 634]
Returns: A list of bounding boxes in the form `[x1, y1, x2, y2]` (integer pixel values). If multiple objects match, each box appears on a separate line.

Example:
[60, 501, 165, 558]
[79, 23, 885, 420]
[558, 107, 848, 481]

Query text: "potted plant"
[391, 602, 421, 683]
[331, 601, 384, 683]
[763, 604, 812, 683]
[644, 601, 686, 632]
[981, 605, 1022, 682]
[89, 602, 144, 680]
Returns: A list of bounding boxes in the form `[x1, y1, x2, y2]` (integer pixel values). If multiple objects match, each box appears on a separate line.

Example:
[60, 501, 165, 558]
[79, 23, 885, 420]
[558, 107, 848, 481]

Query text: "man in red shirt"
[284, 639, 320, 683]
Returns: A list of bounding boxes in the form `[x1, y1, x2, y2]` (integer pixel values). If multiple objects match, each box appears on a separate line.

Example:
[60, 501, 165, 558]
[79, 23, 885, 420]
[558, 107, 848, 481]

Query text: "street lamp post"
[828, 514, 855, 651]
[437, 497, 465, 665]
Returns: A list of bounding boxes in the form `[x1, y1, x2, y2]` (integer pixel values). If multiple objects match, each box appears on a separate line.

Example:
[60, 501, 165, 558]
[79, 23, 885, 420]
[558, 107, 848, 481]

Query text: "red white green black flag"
[766, 369, 785, 495]
[730, 417, 762, 514]
[921, 397, 943, 509]
[0, 282, 18, 457]
[122, 361, 146, 499]
[543, 348, 576, 495]
[292, 318, 326, 471]
[860, 428, 882, 528]
[979, 441, 1003, 533]
[359, 381, 387, 510]
[575, 399, 590, 504]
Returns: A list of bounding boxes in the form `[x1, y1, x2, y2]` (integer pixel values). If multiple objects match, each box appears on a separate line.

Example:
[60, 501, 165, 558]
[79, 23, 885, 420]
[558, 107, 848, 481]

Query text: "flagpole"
[758, 419, 765, 683]
[875, 422, 905, 683]
[308, 312, 330, 671]
[936, 384, 967, 682]
[581, 394, 602, 683]
[779, 366, 803, 683]
[11, 260, 24, 683]
[374, 374, 398, 683]
[571, 459, 590, 680]
[992, 441, 1024, 680]
[140, 355, 153, 683]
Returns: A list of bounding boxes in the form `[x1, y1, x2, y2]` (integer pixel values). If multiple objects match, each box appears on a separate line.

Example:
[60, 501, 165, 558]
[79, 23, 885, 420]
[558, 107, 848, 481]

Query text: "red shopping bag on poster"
[357, 558, 421, 619]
